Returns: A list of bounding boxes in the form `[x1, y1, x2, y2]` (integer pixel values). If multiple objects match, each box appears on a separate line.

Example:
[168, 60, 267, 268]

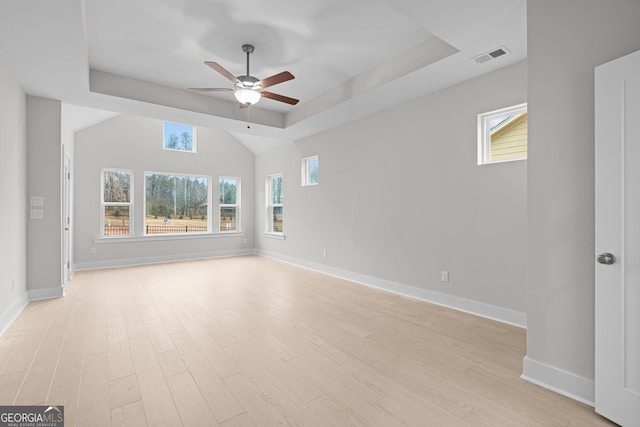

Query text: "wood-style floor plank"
[0, 255, 614, 426]
[129, 336, 182, 426]
[166, 372, 219, 426]
[14, 327, 65, 405]
[76, 352, 110, 427]
[169, 330, 243, 423]
[110, 400, 147, 427]
[47, 338, 84, 425]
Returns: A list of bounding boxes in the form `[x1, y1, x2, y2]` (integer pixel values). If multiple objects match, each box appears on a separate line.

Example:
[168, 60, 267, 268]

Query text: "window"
[267, 174, 283, 233]
[219, 177, 240, 232]
[163, 121, 195, 153]
[102, 169, 133, 236]
[144, 172, 209, 234]
[302, 155, 319, 186]
[478, 103, 527, 164]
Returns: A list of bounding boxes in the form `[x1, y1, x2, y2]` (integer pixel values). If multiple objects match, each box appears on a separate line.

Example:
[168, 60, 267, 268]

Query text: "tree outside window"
[267, 174, 283, 233]
[102, 169, 132, 236]
[144, 172, 209, 234]
[163, 122, 196, 153]
[219, 177, 240, 232]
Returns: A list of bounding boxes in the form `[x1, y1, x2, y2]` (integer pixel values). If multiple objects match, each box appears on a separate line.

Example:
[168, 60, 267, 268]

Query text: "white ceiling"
[0, 0, 526, 154]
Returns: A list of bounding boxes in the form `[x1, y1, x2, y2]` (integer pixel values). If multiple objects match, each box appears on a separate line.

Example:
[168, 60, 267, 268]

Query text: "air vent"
[473, 46, 510, 64]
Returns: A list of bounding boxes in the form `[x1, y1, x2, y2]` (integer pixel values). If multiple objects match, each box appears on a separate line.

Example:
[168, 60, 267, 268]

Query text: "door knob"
[597, 253, 616, 265]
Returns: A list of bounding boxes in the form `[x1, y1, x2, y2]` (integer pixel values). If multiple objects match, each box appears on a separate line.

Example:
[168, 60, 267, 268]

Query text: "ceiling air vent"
[473, 46, 510, 64]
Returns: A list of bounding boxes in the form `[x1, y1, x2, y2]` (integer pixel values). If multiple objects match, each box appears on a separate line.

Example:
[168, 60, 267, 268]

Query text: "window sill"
[263, 232, 286, 240]
[478, 157, 527, 166]
[95, 232, 245, 244]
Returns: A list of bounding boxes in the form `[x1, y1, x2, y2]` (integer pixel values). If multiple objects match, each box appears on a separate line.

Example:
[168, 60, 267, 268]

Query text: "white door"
[595, 49, 640, 427]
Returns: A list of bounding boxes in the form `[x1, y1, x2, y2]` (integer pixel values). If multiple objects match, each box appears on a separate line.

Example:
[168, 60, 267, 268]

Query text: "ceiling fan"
[189, 44, 299, 107]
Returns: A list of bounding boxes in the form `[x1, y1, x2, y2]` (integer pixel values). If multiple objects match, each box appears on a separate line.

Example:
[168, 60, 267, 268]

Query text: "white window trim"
[219, 176, 241, 232]
[162, 121, 197, 154]
[143, 171, 212, 236]
[101, 168, 134, 237]
[301, 155, 319, 186]
[94, 231, 245, 244]
[477, 102, 527, 165]
[266, 173, 284, 235]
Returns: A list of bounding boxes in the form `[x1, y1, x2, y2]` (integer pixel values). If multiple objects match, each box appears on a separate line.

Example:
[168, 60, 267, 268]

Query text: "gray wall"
[526, 0, 640, 388]
[256, 61, 528, 314]
[0, 58, 27, 329]
[74, 114, 255, 268]
[26, 96, 62, 296]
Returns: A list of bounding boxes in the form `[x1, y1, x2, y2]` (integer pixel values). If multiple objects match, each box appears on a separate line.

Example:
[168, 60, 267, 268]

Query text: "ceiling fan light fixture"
[234, 88, 261, 105]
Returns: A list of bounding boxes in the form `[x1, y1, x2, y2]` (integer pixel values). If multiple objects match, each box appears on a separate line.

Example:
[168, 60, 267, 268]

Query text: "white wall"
[0, 58, 28, 333]
[256, 61, 527, 321]
[73, 114, 255, 269]
[525, 0, 640, 403]
[26, 96, 63, 298]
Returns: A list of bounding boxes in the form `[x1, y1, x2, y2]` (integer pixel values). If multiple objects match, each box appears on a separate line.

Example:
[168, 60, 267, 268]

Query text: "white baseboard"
[521, 356, 595, 406]
[0, 294, 29, 337]
[256, 249, 527, 328]
[28, 286, 64, 301]
[74, 248, 255, 271]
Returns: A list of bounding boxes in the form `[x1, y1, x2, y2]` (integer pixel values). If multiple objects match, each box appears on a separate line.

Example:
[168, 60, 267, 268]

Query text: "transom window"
[144, 172, 209, 234]
[478, 103, 527, 164]
[219, 177, 240, 232]
[102, 169, 133, 236]
[267, 174, 283, 233]
[163, 121, 196, 153]
[302, 155, 319, 186]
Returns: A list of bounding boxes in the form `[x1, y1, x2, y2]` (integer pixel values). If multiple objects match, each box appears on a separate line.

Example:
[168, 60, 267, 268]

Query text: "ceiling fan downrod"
[242, 44, 254, 78]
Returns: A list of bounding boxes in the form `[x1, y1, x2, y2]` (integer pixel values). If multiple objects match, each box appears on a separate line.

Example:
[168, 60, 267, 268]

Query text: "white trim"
[262, 232, 286, 240]
[74, 248, 255, 271]
[94, 232, 245, 244]
[266, 173, 284, 233]
[256, 249, 526, 328]
[28, 286, 64, 301]
[478, 102, 527, 165]
[0, 295, 29, 337]
[301, 155, 319, 186]
[101, 168, 134, 237]
[521, 356, 595, 406]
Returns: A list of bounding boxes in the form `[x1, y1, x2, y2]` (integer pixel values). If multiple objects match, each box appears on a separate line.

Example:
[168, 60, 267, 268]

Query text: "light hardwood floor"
[0, 255, 613, 426]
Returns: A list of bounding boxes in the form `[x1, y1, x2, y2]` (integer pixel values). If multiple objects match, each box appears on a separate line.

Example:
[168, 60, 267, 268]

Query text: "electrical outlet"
[12, 279, 15, 291]
[441, 271, 449, 282]
[90, 247, 96, 255]
[322, 249, 327, 258]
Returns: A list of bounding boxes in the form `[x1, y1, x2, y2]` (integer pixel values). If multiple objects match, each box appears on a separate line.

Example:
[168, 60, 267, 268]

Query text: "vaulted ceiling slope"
[0, 0, 526, 153]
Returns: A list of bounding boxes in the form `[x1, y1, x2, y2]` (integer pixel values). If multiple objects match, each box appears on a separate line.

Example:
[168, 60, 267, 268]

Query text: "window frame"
[143, 171, 211, 236]
[477, 102, 527, 165]
[266, 173, 284, 235]
[219, 176, 241, 232]
[163, 121, 197, 154]
[301, 155, 319, 186]
[101, 168, 134, 237]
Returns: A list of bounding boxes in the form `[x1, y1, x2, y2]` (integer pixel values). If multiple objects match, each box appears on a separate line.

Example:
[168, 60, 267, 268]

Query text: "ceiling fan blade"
[261, 91, 299, 105]
[204, 61, 240, 84]
[258, 71, 294, 89]
[188, 87, 234, 92]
